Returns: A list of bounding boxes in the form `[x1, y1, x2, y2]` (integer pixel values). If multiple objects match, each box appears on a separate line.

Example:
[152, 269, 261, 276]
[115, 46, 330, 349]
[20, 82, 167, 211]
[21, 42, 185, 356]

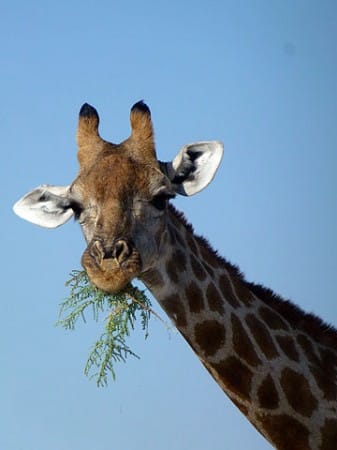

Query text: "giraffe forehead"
[74, 152, 166, 201]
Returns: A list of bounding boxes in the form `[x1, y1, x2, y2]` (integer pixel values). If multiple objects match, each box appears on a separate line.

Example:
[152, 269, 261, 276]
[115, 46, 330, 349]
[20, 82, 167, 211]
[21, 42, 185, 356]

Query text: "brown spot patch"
[185, 281, 204, 314]
[166, 258, 179, 284]
[190, 254, 207, 281]
[276, 335, 300, 362]
[257, 374, 279, 409]
[174, 228, 185, 247]
[162, 294, 187, 328]
[167, 224, 177, 245]
[297, 334, 320, 366]
[213, 356, 252, 401]
[194, 320, 226, 357]
[218, 273, 240, 308]
[231, 314, 261, 367]
[310, 365, 337, 401]
[230, 274, 253, 306]
[259, 306, 289, 330]
[232, 278, 253, 306]
[186, 233, 198, 255]
[162, 230, 170, 245]
[168, 224, 185, 247]
[320, 348, 337, 373]
[172, 249, 187, 272]
[280, 367, 317, 417]
[206, 282, 225, 315]
[320, 418, 337, 450]
[247, 278, 337, 352]
[258, 413, 309, 450]
[199, 241, 221, 268]
[141, 269, 164, 288]
[246, 314, 279, 359]
[204, 263, 215, 278]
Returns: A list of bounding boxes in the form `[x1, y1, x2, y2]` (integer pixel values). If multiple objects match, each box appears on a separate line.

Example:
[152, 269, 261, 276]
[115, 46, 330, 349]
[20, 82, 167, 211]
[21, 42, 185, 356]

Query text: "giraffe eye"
[150, 193, 174, 211]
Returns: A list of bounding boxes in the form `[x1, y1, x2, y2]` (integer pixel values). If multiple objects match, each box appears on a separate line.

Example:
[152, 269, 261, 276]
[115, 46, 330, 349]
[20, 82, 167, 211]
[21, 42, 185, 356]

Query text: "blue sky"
[2, 1, 337, 449]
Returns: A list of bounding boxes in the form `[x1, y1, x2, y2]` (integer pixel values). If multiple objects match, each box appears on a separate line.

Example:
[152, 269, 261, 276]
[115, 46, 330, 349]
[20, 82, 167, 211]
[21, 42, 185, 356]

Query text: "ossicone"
[129, 100, 155, 160]
[79, 103, 100, 120]
[131, 100, 151, 117]
[78, 103, 100, 133]
[77, 102, 103, 168]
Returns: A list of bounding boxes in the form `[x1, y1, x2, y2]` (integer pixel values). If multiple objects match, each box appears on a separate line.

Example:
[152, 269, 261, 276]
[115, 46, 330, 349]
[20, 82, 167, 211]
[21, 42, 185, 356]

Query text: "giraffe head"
[13, 101, 223, 292]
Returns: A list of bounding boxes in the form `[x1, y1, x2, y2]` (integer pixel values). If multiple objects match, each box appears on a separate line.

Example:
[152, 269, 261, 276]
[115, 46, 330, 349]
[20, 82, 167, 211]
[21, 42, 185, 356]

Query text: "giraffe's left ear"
[161, 141, 223, 196]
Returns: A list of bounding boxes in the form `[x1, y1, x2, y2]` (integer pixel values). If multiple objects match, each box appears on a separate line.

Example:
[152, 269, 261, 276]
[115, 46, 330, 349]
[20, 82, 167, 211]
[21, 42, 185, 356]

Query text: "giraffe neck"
[140, 205, 337, 450]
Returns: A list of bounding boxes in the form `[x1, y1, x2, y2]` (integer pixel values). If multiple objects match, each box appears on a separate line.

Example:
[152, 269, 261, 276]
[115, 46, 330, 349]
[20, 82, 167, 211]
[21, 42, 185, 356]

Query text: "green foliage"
[56, 270, 152, 387]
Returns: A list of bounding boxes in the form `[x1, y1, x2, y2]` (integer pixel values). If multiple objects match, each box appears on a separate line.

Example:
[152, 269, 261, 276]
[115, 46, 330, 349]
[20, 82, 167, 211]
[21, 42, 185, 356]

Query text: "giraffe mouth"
[81, 239, 142, 293]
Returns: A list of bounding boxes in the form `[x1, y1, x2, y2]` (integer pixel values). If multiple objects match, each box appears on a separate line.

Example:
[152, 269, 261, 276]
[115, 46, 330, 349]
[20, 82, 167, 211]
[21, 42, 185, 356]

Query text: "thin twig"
[126, 293, 172, 329]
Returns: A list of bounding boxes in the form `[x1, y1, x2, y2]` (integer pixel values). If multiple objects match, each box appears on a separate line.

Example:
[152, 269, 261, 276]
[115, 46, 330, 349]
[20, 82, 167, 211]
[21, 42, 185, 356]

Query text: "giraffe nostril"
[113, 239, 132, 264]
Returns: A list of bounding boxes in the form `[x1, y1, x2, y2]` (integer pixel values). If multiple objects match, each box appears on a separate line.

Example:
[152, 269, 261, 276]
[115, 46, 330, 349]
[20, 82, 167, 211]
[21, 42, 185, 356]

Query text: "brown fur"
[168, 204, 337, 353]
[246, 314, 280, 359]
[231, 313, 261, 367]
[128, 102, 155, 160]
[71, 103, 169, 293]
[166, 205, 337, 448]
[213, 356, 253, 401]
[162, 293, 187, 328]
[206, 282, 225, 315]
[63, 103, 337, 449]
[280, 367, 318, 417]
[77, 108, 106, 168]
[257, 374, 279, 409]
[275, 335, 300, 362]
[258, 414, 310, 450]
[190, 253, 207, 281]
[194, 320, 226, 357]
[185, 281, 204, 314]
[320, 419, 337, 450]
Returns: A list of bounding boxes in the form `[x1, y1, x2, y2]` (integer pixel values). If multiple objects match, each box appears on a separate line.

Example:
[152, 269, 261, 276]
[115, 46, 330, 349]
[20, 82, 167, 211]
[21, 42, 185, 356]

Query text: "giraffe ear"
[13, 185, 74, 228]
[162, 141, 223, 196]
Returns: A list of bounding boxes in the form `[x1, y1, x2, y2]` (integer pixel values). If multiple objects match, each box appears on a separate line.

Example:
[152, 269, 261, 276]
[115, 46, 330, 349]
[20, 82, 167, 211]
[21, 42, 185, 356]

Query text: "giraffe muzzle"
[81, 238, 142, 293]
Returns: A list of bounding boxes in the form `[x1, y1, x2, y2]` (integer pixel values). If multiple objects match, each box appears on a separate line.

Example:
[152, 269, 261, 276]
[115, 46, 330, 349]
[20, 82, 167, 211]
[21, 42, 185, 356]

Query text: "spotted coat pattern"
[14, 101, 337, 450]
[141, 206, 337, 450]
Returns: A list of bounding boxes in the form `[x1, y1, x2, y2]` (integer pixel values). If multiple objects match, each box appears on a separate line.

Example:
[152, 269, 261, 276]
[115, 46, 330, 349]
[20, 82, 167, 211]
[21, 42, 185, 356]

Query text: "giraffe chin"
[81, 246, 142, 294]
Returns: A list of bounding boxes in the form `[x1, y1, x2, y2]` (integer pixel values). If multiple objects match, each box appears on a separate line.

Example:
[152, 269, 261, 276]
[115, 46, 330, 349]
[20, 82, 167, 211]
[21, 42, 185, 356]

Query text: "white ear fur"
[13, 185, 74, 228]
[167, 141, 223, 196]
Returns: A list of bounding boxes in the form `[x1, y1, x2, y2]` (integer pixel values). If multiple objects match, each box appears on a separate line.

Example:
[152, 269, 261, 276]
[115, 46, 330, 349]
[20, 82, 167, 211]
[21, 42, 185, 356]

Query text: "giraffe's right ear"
[161, 141, 223, 196]
[13, 185, 74, 228]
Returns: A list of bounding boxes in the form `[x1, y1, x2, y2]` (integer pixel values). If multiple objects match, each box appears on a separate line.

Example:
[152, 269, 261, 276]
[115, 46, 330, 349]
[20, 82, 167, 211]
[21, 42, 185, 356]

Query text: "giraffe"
[13, 101, 337, 450]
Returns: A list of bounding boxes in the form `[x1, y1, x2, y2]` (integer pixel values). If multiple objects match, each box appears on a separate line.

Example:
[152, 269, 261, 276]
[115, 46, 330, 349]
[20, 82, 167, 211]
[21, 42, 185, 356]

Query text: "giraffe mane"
[168, 204, 337, 351]
[246, 282, 337, 350]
